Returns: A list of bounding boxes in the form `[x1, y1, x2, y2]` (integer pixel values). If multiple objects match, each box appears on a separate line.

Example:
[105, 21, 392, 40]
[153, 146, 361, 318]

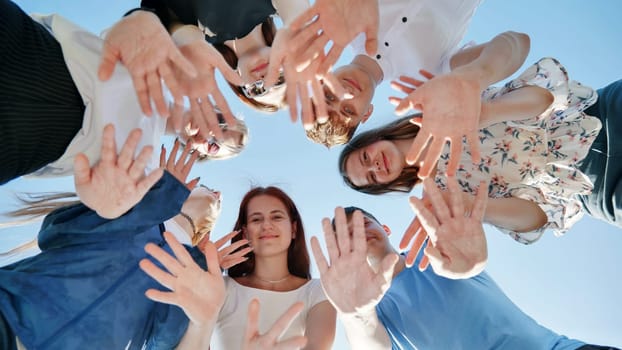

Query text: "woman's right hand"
[159, 139, 200, 190]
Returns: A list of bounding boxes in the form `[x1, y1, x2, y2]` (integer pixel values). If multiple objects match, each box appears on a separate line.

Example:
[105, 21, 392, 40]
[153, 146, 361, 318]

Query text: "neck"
[351, 54, 384, 85]
[252, 253, 291, 281]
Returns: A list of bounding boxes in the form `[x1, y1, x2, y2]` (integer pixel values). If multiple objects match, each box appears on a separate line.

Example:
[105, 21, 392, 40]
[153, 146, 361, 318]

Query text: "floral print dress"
[435, 58, 602, 244]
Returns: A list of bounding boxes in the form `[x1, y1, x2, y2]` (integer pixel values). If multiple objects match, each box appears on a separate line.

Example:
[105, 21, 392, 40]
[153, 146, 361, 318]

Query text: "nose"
[213, 191, 221, 200]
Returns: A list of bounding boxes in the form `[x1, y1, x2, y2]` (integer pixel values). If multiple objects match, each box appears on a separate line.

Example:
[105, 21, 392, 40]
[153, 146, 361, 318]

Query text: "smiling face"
[243, 194, 295, 258]
[344, 140, 408, 187]
[326, 64, 377, 126]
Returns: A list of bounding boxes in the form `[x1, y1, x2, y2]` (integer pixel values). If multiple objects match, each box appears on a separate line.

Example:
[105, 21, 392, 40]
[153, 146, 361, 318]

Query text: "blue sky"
[2, 0, 621, 348]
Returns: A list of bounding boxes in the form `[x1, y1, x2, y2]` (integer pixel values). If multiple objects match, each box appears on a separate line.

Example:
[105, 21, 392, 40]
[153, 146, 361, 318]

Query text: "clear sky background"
[2, 0, 621, 348]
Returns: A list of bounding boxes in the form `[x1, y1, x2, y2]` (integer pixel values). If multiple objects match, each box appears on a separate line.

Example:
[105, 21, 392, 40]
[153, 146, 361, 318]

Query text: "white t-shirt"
[27, 14, 167, 178]
[212, 276, 328, 349]
[351, 0, 482, 81]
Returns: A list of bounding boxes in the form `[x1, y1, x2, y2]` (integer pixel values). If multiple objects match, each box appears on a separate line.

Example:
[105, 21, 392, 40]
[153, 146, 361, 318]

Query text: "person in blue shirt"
[310, 177, 619, 350]
[0, 125, 227, 350]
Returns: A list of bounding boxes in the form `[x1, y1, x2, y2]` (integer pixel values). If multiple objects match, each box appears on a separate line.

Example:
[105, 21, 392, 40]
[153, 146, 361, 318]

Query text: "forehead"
[247, 195, 288, 214]
[344, 148, 369, 187]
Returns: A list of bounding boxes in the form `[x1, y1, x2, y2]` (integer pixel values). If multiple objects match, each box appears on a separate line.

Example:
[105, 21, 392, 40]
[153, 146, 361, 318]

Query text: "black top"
[139, 0, 276, 43]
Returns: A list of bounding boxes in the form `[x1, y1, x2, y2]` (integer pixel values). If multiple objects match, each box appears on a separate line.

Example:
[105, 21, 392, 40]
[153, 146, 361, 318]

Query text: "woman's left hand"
[209, 230, 252, 270]
[140, 231, 225, 326]
[74, 124, 163, 219]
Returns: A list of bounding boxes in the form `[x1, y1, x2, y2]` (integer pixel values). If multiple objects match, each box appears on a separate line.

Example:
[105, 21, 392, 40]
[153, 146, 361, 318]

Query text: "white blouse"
[435, 58, 602, 243]
[212, 277, 327, 349]
[350, 0, 482, 81]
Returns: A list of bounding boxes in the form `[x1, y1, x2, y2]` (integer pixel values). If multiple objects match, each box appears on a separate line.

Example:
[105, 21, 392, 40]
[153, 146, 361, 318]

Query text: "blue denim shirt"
[0, 171, 206, 349]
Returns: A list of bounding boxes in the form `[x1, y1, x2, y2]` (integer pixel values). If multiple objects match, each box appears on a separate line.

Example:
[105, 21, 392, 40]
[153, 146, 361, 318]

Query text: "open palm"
[74, 124, 163, 219]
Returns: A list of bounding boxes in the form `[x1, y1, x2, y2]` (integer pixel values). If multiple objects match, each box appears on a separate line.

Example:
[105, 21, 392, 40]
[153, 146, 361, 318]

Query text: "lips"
[343, 78, 362, 92]
[251, 62, 269, 74]
[259, 234, 279, 240]
[382, 152, 390, 174]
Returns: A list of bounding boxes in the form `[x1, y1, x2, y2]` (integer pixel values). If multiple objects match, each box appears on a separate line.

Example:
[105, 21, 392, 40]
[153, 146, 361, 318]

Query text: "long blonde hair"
[0, 192, 80, 257]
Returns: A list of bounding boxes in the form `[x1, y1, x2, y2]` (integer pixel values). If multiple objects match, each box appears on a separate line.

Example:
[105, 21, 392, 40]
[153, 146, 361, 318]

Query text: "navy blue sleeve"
[37, 171, 189, 249]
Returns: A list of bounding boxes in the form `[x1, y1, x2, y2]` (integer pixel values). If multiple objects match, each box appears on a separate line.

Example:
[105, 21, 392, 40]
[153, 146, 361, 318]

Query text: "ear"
[291, 222, 297, 239]
[361, 104, 374, 124]
[241, 227, 248, 239]
[382, 224, 391, 236]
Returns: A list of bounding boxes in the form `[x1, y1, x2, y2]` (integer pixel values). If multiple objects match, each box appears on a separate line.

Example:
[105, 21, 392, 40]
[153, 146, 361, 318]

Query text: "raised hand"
[211, 230, 252, 270]
[74, 124, 163, 219]
[98, 11, 196, 117]
[409, 177, 488, 279]
[140, 231, 225, 326]
[159, 139, 199, 189]
[311, 208, 398, 315]
[399, 215, 430, 270]
[174, 37, 243, 140]
[388, 70, 435, 106]
[392, 71, 483, 178]
[265, 26, 345, 129]
[290, 0, 379, 60]
[243, 299, 308, 350]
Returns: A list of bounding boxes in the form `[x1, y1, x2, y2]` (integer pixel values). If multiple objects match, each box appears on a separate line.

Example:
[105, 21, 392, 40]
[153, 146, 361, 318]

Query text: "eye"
[250, 217, 262, 223]
[272, 215, 285, 221]
[343, 106, 355, 116]
[324, 91, 336, 102]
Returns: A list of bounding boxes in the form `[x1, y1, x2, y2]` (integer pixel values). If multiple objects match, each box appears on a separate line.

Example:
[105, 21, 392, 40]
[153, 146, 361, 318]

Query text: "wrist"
[171, 24, 204, 47]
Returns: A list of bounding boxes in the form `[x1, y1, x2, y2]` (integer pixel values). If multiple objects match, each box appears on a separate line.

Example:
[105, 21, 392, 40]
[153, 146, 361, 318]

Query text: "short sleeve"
[305, 279, 328, 309]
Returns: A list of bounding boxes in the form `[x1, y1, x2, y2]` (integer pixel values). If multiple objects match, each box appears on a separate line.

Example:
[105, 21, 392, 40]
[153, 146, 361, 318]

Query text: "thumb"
[98, 43, 120, 81]
[73, 153, 92, 187]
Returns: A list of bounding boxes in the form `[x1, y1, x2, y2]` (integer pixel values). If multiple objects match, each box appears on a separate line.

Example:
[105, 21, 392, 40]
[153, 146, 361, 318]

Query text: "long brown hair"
[227, 186, 311, 279]
[213, 18, 284, 113]
[338, 115, 423, 195]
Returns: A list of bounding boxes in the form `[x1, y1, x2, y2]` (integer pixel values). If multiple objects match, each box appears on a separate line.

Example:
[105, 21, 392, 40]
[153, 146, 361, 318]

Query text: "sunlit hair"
[338, 114, 423, 195]
[305, 110, 357, 148]
[213, 18, 286, 113]
[0, 192, 79, 258]
[228, 186, 311, 279]
[179, 114, 249, 161]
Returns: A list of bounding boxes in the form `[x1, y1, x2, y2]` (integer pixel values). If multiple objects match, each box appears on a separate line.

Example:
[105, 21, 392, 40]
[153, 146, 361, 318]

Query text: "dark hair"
[228, 186, 311, 279]
[338, 114, 423, 195]
[213, 18, 285, 113]
[331, 206, 381, 230]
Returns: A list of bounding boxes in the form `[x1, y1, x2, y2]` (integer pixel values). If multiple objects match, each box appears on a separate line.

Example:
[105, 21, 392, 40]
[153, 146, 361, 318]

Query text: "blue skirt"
[578, 79, 622, 228]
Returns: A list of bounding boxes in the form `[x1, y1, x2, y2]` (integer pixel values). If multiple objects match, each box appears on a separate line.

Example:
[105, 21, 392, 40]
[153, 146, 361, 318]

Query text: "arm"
[479, 85, 554, 128]
[272, 0, 310, 25]
[140, 232, 224, 350]
[449, 31, 531, 89]
[310, 208, 396, 350]
[303, 301, 336, 350]
[484, 197, 547, 234]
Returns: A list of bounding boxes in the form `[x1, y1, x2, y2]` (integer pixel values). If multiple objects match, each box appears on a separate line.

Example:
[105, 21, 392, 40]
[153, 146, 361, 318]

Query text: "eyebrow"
[249, 209, 287, 217]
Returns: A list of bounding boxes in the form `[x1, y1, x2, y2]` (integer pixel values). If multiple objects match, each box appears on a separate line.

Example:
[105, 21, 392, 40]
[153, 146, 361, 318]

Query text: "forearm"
[479, 85, 554, 127]
[339, 310, 391, 350]
[273, 0, 310, 25]
[452, 31, 530, 89]
[484, 197, 547, 233]
[170, 23, 204, 47]
[175, 320, 217, 350]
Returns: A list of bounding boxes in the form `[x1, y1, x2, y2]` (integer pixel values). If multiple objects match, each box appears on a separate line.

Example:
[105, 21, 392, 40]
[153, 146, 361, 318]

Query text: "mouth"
[259, 234, 279, 240]
[382, 152, 390, 174]
[343, 78, 362, 92]
[251, 62, 269, 74]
